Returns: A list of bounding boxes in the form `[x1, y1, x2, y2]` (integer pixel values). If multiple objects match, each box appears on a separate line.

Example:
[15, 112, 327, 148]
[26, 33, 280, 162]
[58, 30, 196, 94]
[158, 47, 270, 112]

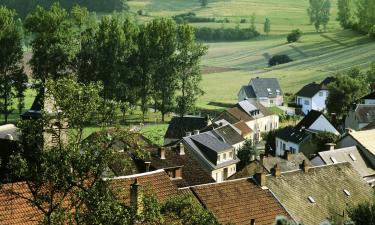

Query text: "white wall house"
[296, 85, 329, 115]
[238, 77, 283, 107]
[345, 105, 375, 131]
[275, 127, 311, 156]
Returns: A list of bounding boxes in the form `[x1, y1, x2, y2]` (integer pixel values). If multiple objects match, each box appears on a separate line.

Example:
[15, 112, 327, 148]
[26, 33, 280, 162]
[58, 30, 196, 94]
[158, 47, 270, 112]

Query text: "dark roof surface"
[140, 146, 215, 188]
[276, 126, 311, 144]
[353, 104, 375, 123]
[191, 178, 292, 225]
[164, 116, 208, 140]
[191, 133, 233, 153]
[320, 76, 336, 89]
[250, 78, 283, 98]
[262, 153, 312, 173]
[240, 85, 256, 99]
[266, 163, 373, 225]
[361, 92, 375, 100]
[21, 88, 43, 120]
[295, 110, 323, 130]
[295, 82, 321, 98]
[212, 124, 245, 146]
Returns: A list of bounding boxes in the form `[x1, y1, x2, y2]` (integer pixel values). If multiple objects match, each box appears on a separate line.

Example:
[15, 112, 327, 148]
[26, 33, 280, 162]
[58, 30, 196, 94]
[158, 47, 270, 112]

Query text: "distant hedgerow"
[195, 27, 259, 41]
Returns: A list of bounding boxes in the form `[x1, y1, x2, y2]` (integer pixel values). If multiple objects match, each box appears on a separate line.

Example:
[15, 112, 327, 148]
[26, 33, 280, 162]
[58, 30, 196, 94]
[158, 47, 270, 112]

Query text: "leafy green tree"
[337, 0, 356, 29]
[24, 3, 79, 83]
[307, 0, 331, 32]
[175, 23, 208, 117]
[357, 0, 375, 35]
[327, 68, 369, 118]
[0, 6, 27, 123]
[264, 18, 271, 35]
[237, 139, 258, 170]
[348, 199, 375, 224]
[367, 61, 375, 83]
[287, 29, 302, 43]
[250, 13, 256, 30]
[315, 131, 339, 150]
[200, 0, 208, 7]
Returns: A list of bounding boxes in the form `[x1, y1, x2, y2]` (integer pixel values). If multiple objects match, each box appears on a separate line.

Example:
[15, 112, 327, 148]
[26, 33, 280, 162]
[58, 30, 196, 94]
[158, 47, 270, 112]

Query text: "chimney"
[301, 160, 309, 173]
[185, 132, 192, 137]
[179, 142, 185, 155]
[259, 154, 265, 166]
[271, 163, 281, 177]
[175, 167, 182, 178]
[159, 147, 166, 160]
[325, 143, 336, 151]
[193, 130, 200, 135]
[254, 172, 267, 187]
[284, 150, 292, 161]
[251, 219, 256, 225]
[144, 161, 151, 172]
[345, 128, 353, 134]
[300, 126, 305, 132]
[130, 178, 143, 215]
[205, 114, 212, 125]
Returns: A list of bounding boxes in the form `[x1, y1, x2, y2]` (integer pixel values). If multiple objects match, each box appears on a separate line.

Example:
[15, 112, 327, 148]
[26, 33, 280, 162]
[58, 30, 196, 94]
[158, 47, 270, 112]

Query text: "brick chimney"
[254, 172, 267, 187]
[250, 219, 256, 225]
[284, 150, 292, 161]
[144, 161, 151, 172]
[175, 167, 182, 178]
[179, 142, 185, 155]
[130, 178, 143, 215]
[271, 163, 281, 177]
[301, 160, 309, 173]
[325, 143, 336, 151]
[159, 147, 166, 160]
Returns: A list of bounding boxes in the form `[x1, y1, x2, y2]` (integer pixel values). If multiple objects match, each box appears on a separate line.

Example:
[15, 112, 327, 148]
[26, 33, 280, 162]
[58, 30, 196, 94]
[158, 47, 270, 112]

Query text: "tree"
[250, 13, 256, 30]
[337, 0, 356, 29]
[287, 29, 302, 43]
[24, 3, 79, 84]
[200, 0, 208, 7]
[357, 0, 375, 34]
[268, 55, 293, 67]
[264, 18, 271, 35]
[326, 68, 369, 118]
[348, 198, 375, 224]
[367, 61, 375, 84]
[0, 6, 27, 123]
[307, 0, 331, 32]
[237, 139, 258, 170]
[175, 23, 208, 117]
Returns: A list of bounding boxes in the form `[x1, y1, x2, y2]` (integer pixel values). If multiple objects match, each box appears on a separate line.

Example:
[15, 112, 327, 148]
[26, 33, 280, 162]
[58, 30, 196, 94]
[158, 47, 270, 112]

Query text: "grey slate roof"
[236, 100, 272, 118]
[164, 116, 208, 140]
[362, 92, 375, 100]
[212, 124, 245, 146]
[314, 146, 375, 178]
[295, 82, 321, 98]
[191, 133, 233, 153]
[262, 153, 312, 173]
[240, 85, 256, 99]
[250, 78, 283, 98]
[353, 104, 375, 124]
[276, 126, 311, 144]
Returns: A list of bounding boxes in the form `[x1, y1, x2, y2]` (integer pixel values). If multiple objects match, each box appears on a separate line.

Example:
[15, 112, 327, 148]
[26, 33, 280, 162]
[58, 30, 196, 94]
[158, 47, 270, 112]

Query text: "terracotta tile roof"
[139, 146, 216, 188]
[0, 182, 43, 225]
[225, 107, 253, 122]
[190, 178, 292, 225]
[233, 121, 253, 137]
[266, 163, 373, 225]
[107, 170, 179, 205]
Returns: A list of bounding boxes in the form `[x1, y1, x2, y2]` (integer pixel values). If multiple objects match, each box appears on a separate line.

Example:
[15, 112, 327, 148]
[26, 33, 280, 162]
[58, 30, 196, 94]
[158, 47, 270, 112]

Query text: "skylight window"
[308, 196, 316, 203]
[349, 154, 357, 161]
[330, 157, 338, 164]
[343, 189, 351, 196]
[267, 88, 271, 92]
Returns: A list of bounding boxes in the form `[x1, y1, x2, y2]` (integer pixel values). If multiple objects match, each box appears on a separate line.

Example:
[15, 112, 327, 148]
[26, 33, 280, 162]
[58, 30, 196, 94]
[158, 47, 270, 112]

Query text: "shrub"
[268, 54, 293, 67]
[172, 12, 215, 24]
[287, 29, 302, 43]
[195, 27, 259, 41]
[240, 18, 247, 23]
[137, 9, 147, 16]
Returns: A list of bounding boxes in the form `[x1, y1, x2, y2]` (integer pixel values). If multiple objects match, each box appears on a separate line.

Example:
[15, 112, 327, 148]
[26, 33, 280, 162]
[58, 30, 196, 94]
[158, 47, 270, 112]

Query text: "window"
[330, 156, 338, 164]
[217, 155, 221, 162]
[270, 100, 274, 104]
[265, 125, 267, 131]
[290, 147, 296, 154]
[343, 189, 351, 196]
[304, 100, 309, 105]
[319, 92, 323, 96]
[223, 153, 227, 160]
[349, 154, 356, 161]
[308, 196, 316, 203]
[283, 143, 286, 150]
[229, 151, 233, 158]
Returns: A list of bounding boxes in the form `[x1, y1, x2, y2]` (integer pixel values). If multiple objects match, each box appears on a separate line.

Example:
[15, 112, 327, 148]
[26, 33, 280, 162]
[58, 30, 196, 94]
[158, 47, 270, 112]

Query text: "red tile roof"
[190, 178, 292, 225]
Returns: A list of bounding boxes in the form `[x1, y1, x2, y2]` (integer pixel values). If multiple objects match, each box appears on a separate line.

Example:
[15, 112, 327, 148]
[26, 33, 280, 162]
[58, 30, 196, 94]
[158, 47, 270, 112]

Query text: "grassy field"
[129, 0, 375, 111]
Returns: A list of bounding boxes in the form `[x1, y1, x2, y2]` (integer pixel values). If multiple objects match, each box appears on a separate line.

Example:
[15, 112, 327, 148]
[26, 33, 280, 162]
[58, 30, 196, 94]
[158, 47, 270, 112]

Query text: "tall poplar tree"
[307, 0, 331, 32]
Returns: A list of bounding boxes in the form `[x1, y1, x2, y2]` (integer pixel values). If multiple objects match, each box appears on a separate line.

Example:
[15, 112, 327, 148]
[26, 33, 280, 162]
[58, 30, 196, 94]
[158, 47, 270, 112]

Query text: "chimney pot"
[272, 163, 281, 177]
[345, 128, 353, 134]
[145, 162, 151, 172]
[179, 142, 185, 155]
[301, 160, 309, 173]
[193, 130, 200, 135]
[159, 147, 166, 160]
[175, 167, 182, 178]
[185, 132, 192, 137]
[254, 172, 267, 187]
[284, 150, 292, 161]
[325, 143, 336, 151]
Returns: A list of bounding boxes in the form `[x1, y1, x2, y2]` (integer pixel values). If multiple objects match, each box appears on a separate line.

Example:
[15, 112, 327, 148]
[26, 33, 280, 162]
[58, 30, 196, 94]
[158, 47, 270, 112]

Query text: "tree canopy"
[307, 0, 331, 32]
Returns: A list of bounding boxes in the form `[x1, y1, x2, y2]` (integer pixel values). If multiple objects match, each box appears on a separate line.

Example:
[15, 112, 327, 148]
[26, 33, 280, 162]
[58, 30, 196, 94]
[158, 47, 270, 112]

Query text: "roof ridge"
[102, 169, 166, 181]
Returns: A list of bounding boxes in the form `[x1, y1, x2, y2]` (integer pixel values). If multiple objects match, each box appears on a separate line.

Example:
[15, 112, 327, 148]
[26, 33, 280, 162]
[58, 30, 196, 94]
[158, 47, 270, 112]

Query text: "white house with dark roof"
[295, 77, 335, 115]
[238, 77, 283, 107]
[345, 104, 375, 131]
[361, 92, 375, 105]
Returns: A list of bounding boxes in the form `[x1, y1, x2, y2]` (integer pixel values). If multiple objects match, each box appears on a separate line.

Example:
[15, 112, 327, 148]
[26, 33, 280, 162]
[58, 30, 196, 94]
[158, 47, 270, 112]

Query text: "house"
[275, 110, 340, 157]
[311, 146, 375, 186]
[164, 115, 210, 145]
[361, 92, 375, 105]
[215, 100, 279, 142]
[261, 162, 373, 225]
[189, 178, 294, 225]
[229, 152, 312, 180]
[183, 131, 240, 182]
[345, 104, 375, 130]
[337, 129, 375, 169]
[238, 77, 283, 107]
[137, 144, 216, 188]
[0, 170, 179, 225]
[295, 77, 335, 115]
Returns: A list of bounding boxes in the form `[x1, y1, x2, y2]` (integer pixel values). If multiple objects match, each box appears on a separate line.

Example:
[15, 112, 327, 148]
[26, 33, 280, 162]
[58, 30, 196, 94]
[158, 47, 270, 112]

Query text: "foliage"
[268, 54, 293, 67]
[195, 27, 260, 41]
[348, 198, 375, 225]
[287, 29, 303, 43]
[200, 0, 209, 7]
[172, 12, 215, 24]
[326, 68, 369, 118]
[1, 0, 128, 18]
[237, 139, 258, 170]
[250, 12, 256, 30]
[337, 0, 356, 29]
[274, 216, 297, 225]
[307, 0, 331, 32]
[0, 6, 27, 123]
[263, 129, 280, 156]
[314, 131, 339, 150]
[264, 18, 271, 35]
